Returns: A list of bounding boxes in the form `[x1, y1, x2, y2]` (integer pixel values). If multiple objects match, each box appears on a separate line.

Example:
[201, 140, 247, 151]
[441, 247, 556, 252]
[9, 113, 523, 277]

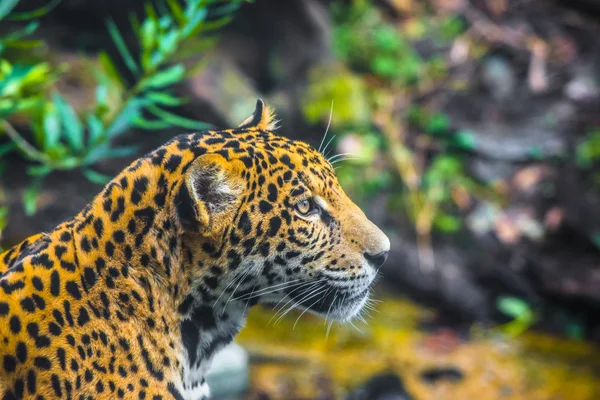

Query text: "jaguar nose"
[364, 251, 389, 268]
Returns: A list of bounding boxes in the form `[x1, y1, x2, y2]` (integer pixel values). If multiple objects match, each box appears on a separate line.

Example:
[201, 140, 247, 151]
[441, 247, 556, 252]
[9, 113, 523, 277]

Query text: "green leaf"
[54, 156, 80, 169]
[130, 11, 141, 32]
[145, 2, 159, 23]
[42, 104, 61, 151]
[4, 39, 42, 49]
[576, 130, 600, 167]
[528, 145, 542, 160]
[106, 98, 142, 138]
[440, 16, 465, 41]
[371, 56, 399, 79]
[22, 176, 44, 216]
[209, 2, 243, 18]
[373, 25, 401, 51]
[3, 21, 39, 42]
[26, 165, 52, 177]
[431, 155, 462, 177]
[95, 85, 108, 108]
[106, 145, 139, 158]
[52, 92, 84, 153]
[497, 296, 531, 319]
[158, 15, 174, 30]
[566, 322, 584, 341]
[0, 0, 19, 20]
[166, 0, 186, 24]
[107, 18, 140, 75]
[195, 15, 233, 33]
[0, 142, 16, 157]
[147, 104, 212, 130]
[82, 142, 110, 165]
[86, 114, 105, 145]
[454, 130, 477, 150]
[145, 91, 184, 106]
[140, 64, 185, 89]
[132, 115, 172, 130]
[31, 119, 46, 152]
[98, 51, 124, 86]
[8, 0, 62, 21]
[184, 0, 202, 18]
[181, 8, 208, 38]
[435, 214, 461, 233]
[0, 206, 8, 232]
[83, 169, 113, 185]
[140, 19, 158, 68]
[425, 113, 451, 134]
[158, 29, 179, 58]
[84, 144, 138, 166]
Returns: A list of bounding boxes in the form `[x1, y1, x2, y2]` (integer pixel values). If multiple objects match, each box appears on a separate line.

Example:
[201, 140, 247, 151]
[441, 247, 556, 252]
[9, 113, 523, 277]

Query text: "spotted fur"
[0, 100, 390, 399]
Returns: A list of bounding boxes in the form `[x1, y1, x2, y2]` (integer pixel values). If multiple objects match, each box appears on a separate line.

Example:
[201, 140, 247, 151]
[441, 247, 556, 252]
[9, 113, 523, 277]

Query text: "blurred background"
[1, 0, 600, 398]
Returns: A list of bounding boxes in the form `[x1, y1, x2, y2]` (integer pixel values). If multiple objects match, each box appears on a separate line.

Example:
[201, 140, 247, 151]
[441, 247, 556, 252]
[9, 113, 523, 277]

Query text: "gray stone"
[206, 343, 249, 400]
[481, 56, 517, 101]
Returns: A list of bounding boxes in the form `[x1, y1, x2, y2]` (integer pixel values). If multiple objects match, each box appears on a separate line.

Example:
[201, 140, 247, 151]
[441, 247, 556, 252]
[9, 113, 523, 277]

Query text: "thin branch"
[1, 119, 53, 164]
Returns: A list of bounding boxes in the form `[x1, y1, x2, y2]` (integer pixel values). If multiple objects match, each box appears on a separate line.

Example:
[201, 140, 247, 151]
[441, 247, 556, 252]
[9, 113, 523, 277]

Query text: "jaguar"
[0, 99, 390, 399]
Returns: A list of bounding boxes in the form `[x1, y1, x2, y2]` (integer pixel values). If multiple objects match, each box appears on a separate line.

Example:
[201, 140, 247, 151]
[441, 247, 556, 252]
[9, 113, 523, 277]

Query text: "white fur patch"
[314, 195, 329, 211]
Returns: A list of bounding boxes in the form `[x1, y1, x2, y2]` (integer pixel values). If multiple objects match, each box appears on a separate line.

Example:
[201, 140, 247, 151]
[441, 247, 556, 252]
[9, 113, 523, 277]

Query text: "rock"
[185, 51, 262, 128]
[565, 74, 599, 102]
[346, 372, 414, 400]
[379, 229, 491, 322]
[420, 366, 464, 384]
[468, 158, 516, 183]
[481, 56, 517, 101]
[459, 121, 567, 162]
[206, 343, 250, 400]
[377, 209, 542, 325]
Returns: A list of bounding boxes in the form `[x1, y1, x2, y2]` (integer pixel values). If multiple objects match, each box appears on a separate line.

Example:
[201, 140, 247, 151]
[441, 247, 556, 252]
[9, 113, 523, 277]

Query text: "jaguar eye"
[295, 198, 319, 217]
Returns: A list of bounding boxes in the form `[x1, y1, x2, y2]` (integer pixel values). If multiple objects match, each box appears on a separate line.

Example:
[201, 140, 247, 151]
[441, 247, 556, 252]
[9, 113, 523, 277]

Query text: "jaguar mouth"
[286, 282, 371, 321]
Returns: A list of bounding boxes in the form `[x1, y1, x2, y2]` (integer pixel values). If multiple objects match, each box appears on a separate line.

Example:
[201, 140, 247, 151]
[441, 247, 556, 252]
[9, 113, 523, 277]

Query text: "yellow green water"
[236, 296, 600, 399]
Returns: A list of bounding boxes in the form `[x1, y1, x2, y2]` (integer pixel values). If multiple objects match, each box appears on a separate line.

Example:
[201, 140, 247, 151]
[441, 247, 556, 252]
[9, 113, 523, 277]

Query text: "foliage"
[330, 0, 463, 86]
[407, 105, 477, 151]
[304, 0, 485, 238]
[302, 66, 370, 128]
[332, 0, 422, 84]
[576, 129, 600, 250]
[0, 0, 249, 215]
[496, 296, 537, 337]
[576, 129, 600, 168]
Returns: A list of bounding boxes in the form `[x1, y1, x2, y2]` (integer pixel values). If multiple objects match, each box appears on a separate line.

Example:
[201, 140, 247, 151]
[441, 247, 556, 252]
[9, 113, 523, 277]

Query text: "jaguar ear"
[177, 154, 244, 235]
[238, 98, 278, 131]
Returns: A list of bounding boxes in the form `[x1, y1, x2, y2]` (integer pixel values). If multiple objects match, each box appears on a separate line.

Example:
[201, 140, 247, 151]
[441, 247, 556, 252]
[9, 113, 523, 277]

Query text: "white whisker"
[242, 282, 257, 316]
[267, 280, 325, 326]
[273, 285, 327, 326]
[348, 320, 364, 333]
[213, 265, 254, 308]
[324, 288, 339, 339]
[327, 152, 358, 163]
[329, 157, 360, 166]
[293, 293, 324, 330]
[318, 100, 335, 153]
[232, 278, 302, 301]
[221, 264, 258, 314]
[322, 134, 337, 159]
